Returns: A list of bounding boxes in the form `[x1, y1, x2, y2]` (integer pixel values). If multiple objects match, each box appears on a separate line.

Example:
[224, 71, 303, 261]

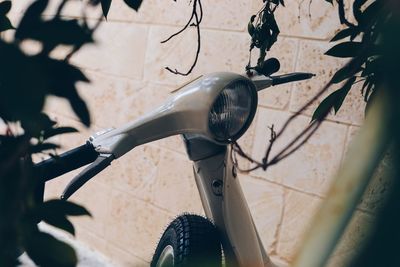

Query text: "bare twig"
[163, 0, 203, 76]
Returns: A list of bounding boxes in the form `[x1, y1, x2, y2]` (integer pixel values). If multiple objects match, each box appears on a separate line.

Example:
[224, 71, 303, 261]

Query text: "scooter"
[34, 58, 314, 267]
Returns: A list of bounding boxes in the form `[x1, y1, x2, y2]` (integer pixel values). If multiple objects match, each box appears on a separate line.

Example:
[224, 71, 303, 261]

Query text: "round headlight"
[208, 80, 257, 142]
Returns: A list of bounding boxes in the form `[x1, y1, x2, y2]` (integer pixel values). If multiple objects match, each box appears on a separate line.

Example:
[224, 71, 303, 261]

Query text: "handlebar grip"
[272, 72, 315, 86]
[34, 142, 98, 182]
[61, 154, 114, 200]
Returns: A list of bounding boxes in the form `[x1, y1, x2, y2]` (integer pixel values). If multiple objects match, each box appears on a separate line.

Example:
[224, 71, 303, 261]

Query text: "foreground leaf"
[100, 0, 112, 18]
[325, 42, 363, 58]
[42, 215, 75, 236]
[38, 199, 91, 217]
[42, 126, 78, 140]
[123, 0, 143, 11]
[25, 231, 77, 267]
[312, 77, 356, 121]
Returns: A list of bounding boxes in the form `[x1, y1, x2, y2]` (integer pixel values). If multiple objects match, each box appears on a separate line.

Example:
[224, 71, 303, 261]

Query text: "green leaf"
[331, 58, 363, 84]
[21, 113, 56, 137]
[0, 1, 12, 15]
[25, 231, 77, 267]
[330, 28, 358, 42]
[40, 199, 91, 217]
[42, 126, 78, 140]
[68, 95, 91, 127]
[359, 1, 382, 27]
[312, 77, 356, 121]
[43, 215, 75, 236]
[15, 0, 49, 40]
[325, 42, 363, 58]
[101, 0, 112, 19]
[30, 143, 60, 153]
[123, 0, 143, 11]
[0, 16, 14, 32]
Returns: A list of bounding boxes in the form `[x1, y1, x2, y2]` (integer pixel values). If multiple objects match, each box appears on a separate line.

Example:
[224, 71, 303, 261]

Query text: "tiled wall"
[8, 1, 385, 266]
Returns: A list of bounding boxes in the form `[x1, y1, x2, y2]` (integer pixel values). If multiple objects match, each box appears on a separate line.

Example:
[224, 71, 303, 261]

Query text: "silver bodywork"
[89, 72, 275, 266]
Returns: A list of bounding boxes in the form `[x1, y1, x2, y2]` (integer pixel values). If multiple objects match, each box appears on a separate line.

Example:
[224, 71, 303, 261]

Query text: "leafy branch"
[232, 0, 386, 173]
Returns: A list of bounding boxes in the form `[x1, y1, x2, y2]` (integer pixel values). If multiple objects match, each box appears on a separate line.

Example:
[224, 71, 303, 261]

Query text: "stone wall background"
[7, 1, 380, 266]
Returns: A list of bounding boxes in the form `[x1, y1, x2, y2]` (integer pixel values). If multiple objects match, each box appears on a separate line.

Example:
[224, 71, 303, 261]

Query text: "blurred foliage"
[0, 0, 141, 266]
[312, 0, 387, 121]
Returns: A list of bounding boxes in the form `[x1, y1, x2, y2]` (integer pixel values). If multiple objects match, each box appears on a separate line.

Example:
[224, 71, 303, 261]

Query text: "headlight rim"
[208, 78, 258, 143]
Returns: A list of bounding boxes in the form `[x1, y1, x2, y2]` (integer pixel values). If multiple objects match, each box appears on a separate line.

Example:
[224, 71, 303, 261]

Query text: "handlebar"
[34, 142, 98, 182]
[34, 142, 114, 200]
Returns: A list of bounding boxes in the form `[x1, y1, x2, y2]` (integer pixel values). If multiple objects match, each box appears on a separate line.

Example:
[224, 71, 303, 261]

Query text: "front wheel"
[151, 214, 222, 267]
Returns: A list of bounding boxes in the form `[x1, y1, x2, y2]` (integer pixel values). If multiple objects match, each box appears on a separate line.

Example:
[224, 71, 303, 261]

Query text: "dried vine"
[162, 0, 203, 76]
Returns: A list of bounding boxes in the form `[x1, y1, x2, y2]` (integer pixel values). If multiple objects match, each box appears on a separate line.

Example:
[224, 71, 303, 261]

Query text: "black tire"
[151, 214, 222, 267]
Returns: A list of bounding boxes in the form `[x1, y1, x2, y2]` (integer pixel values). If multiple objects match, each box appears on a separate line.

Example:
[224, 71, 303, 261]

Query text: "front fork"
[183, 136, 274, 267]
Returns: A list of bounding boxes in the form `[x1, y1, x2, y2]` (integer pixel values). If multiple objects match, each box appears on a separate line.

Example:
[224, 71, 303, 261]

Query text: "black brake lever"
[271, 72, 315, 86]
[61, 154, 114, 200]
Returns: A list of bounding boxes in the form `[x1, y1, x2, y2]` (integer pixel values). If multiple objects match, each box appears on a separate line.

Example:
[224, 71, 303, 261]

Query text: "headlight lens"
[208, 80, 256, 142]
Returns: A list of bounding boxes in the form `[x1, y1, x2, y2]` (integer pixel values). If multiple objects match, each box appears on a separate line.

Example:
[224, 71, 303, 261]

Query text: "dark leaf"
[330, 28, 358, 42]
[324, 0, 333, 4]
[69, 94, 91, 126]
[101, 0, 112, 18]
[39, 199, 91, 217]
[279, 0, 285, 7]
[0, 41, 48, 123]
[36, 57, 91, 126]
[15, 0, 49, 40]
[123, 0, 142, 11]
[0, 1, 11, 15]
[312, 91, 339, 122]
[30, 143, 60, 153]
[312, 77, 356, 121]
[353, 0, 368, 23]
[25, 19, 94, 47]
[325, 42, 363, 58]
[359, 1, 382, 27]
[0, 16, 14, 32]
[43, 215, 75, 236]
[331, 57, 363, 84]
[21, 113, 56, 137]
[25, 231, 77, 267]
[333, 76, 356, 113]
[42, 127, 78, 140]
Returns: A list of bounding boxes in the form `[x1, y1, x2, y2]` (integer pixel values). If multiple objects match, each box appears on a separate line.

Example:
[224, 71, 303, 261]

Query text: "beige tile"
[151, 149, 204, 214]
[108, 144, 162, 202]
[105, 244, 149, 267]
[250, 0, 343, 40]
[327, 211, 374, 267]
[277, 189, 322, 261]
[290, 40, 365, 125]
[241, 176, 284, 252]
[251, 107, 347, 196]
[144, 26, 250, 86]
[108, 0, 252, 31]
[69, 21, 148, 80]
[75, 229, 108, 257]
[69, 180, 112, 239]
[104, 189, 173, 261]
[116, 81, 172, 124]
